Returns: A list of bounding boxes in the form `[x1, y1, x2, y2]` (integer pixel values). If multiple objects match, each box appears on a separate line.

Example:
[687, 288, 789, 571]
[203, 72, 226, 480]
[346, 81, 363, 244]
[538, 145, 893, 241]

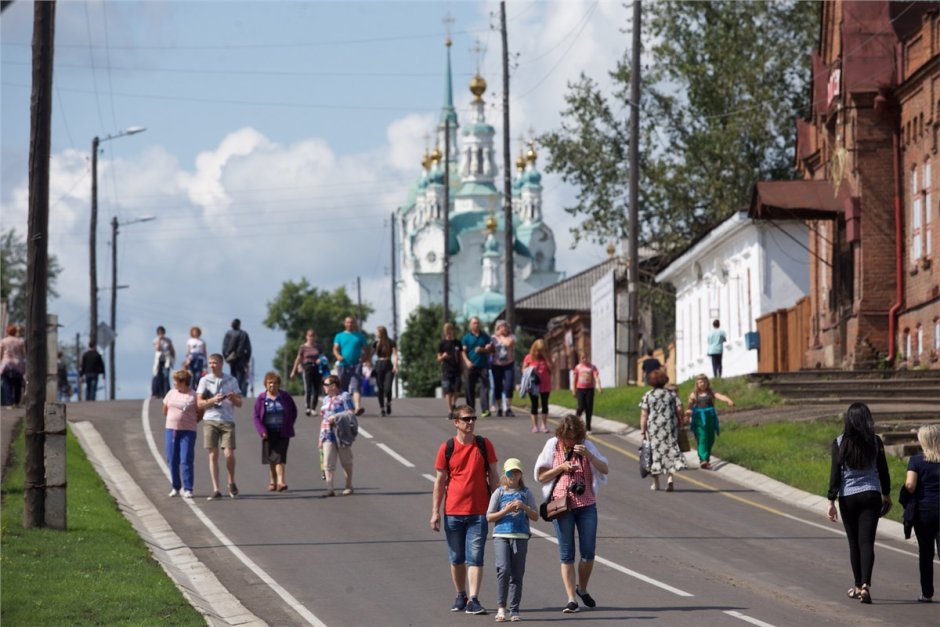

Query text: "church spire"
[438, 17, 458, 163]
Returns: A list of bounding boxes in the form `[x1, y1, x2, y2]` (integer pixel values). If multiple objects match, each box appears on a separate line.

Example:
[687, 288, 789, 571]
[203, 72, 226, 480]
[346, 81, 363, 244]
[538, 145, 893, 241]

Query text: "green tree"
[0, 228, 61, 325]
[540, 0, 817, 256]
[264, 280, 374, 394]
[398, 304, 457, 398]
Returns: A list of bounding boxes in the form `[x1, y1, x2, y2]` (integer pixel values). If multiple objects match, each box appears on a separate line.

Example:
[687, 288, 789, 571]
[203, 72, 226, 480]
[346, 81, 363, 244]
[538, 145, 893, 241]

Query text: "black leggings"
[529, 392, 549, 415]
[374, 359, 394, 408]
[575, 388, 595, 430]
[838, 491, 882, 587]
[302, 366, 322, 411]
[913, 505, 940, 599]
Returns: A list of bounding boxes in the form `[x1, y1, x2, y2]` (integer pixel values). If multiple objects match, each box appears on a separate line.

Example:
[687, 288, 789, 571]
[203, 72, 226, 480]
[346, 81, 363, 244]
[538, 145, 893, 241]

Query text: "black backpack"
[444, 435, 491, 491]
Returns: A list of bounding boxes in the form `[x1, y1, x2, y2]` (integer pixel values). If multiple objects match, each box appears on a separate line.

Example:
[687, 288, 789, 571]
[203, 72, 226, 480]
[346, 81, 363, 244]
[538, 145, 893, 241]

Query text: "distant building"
[395, 41, 563, 332]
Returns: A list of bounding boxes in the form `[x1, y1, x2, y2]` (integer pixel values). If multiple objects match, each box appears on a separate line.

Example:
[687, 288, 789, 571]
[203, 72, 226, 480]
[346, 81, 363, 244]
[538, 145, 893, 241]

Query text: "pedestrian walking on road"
[79, 342, 106, 401]
[0, 324, 26, 406]
[571, 351, 601, 433]
[222, 318, 252, 396]
[522, 339, 552, 433]
[687, 374, 733, 469]
[535, 414, 608, 613]
[197, 353, 243, 500]
[901, 424, 939, 603]
[253, 372, 297, 493]
[640, 349, 662, 385]
[640, 369, 687, 491]
[706, 320, 727, 378]
[290, 329, 325, 416]
[372, 326, 398, 416]
[185, 326, 207, 390]
[461, 317, 492, 417]
[152, 326, 176, 398]
[486, 458, 537, 622]
[490, 320, 516, 418]
[333, 316, 367, 416]
[163, 369, 198, 499]
[318, 374, 357, 497]
[827, 402, 892, 605]
[437, 322, 463, 416]
[431, 404, 499, 615]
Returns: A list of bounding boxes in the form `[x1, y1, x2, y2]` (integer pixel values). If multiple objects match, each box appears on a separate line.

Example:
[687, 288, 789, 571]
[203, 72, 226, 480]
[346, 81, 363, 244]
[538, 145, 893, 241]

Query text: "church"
[395, 40, 563, 334]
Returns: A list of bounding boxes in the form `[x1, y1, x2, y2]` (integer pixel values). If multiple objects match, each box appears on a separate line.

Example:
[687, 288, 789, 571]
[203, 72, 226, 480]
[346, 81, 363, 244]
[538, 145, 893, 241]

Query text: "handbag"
[539, 448, 574, 522]
[677, 427, 691, 453]
[639, 440, 652, 478]
[225, 351, 238, 364]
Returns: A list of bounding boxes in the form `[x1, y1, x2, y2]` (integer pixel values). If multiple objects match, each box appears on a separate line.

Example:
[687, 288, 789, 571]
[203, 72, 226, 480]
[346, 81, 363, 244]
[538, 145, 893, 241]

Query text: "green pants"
[692, 407, 719, 462]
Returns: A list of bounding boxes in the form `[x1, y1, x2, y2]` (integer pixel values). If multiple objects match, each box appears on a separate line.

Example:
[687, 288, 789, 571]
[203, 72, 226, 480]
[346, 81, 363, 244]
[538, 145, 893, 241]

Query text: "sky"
[1, 0, 630, 399]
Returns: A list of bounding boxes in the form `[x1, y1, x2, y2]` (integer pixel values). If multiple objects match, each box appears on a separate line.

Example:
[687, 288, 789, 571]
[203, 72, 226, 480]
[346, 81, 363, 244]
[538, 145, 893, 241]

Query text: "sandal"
[859, 585, 871, 604]
[666, 481, 674, 492]
[267, 482, 277, 492]
[847, 587, 860, 600]
[495, 609, 506, 622]
[277, 484, 288, 492]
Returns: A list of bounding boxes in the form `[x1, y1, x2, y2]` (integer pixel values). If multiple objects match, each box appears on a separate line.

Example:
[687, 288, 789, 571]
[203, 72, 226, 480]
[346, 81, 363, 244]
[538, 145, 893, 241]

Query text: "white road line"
[724, 610, 777, 627]
[422, 473, 437, 482]
[374, 442, 415, 467]
[141, 401, 327, 627]
[357, 426, 373, 439]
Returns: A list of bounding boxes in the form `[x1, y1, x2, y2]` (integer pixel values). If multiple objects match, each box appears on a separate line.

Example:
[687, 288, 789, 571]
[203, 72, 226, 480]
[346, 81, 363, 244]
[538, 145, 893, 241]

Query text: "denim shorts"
[552, 503, 597, 563]
[444, 514, 488, 566]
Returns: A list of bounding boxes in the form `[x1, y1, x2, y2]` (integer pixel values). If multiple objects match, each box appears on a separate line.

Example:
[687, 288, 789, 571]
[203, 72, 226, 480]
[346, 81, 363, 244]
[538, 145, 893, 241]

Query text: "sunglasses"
[457, 416, 478, 422]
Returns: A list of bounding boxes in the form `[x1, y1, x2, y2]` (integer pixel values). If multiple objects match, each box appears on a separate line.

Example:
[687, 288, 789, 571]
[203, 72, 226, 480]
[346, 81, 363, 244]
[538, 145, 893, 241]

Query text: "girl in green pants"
[687, 374, 734, 469]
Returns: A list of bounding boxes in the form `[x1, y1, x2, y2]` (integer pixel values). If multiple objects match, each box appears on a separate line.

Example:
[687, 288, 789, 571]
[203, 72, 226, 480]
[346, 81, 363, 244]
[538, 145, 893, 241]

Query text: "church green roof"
[455, 181, 498, 198]
[462, 290, 506, 324]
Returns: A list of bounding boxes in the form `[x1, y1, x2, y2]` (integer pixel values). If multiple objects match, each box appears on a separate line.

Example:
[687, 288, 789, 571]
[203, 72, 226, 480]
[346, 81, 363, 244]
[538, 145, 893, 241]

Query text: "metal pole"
[626, 0, 642, 384]
[500, 0, 515, 330]
[390, 211, 398, 338]
[75, 332, 80, 400]
[109, 217, 117, 399]
[90, 135, 99, 348]
[443, 117, 450, 324]
[356, 276, 363, 329]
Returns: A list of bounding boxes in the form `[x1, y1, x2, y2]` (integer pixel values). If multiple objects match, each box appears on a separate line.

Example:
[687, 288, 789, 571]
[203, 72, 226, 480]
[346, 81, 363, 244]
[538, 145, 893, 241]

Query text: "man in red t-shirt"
[430, 404, 499, 615]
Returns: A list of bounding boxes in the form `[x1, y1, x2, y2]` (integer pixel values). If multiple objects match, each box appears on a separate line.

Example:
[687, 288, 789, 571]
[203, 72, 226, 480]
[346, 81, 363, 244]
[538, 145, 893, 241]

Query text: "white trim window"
[926, 160, 933, 256]
[912, 165, 923, 261]
[905, 329, 912, 361]
[916, 324, 924, 357]
[935, 319, 940, 351]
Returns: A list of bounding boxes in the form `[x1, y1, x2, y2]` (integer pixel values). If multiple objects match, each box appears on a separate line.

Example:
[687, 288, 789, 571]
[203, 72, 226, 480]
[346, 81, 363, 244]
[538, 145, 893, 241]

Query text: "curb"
[71, 420, 266, 627]
[545, 404, 911, 545]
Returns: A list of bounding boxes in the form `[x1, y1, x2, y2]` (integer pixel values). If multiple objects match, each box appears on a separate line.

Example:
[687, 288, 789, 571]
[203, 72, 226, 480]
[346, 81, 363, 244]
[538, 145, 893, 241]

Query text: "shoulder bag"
[539, 448, 574, 522]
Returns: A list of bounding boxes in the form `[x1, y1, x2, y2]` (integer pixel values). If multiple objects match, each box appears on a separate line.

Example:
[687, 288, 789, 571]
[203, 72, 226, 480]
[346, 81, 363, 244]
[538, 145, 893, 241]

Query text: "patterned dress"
[639, 388, 688, 475]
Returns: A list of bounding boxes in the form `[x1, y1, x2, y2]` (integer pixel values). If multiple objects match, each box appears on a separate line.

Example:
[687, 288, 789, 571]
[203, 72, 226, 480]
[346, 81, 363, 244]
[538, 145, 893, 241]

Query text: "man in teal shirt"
[461, 316, 493, 417]
[706, 319, 727, 378]
[333, 316, 366, 415]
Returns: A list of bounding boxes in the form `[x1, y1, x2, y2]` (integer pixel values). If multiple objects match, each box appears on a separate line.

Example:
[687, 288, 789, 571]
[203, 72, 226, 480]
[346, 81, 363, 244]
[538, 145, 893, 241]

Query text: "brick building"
[750, 1, 939, 370]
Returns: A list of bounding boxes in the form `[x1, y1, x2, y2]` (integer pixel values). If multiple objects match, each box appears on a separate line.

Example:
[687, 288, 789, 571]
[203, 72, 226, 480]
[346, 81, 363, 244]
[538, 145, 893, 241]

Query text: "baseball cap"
[503, 458, 524, 476]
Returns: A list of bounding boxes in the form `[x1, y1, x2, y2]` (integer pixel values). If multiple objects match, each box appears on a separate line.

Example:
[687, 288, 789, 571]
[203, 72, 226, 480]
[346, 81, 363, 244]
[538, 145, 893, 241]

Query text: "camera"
[568, 481, 586, 496]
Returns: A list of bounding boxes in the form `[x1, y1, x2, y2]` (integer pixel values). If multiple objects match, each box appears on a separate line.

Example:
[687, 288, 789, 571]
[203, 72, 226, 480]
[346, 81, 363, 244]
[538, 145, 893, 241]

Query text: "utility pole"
[25, 0, 56, 528]
[109, 217, 117, 399]
[75, 332, 80, 401]
[500, 1, 515, 330]
[625, 0, 642, 384]
[90, 135, 99, 348]
[443, 115, 451, 324]
[356, 276, 363, 329]
[390, 211, 399, 339]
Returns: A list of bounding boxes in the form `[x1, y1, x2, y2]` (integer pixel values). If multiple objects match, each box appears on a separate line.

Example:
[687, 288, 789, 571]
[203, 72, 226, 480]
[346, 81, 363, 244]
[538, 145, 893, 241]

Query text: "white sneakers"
[168, 489, 180, 497]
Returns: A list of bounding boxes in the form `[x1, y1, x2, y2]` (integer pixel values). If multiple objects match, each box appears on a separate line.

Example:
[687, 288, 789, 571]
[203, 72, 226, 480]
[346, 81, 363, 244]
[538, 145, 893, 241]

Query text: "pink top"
[523, 354, 552, 393]
[549, 441, 596, 509]
[572, 363, 599, 389]
[163, 388, 198, 431]
[0, 336, 26, 374]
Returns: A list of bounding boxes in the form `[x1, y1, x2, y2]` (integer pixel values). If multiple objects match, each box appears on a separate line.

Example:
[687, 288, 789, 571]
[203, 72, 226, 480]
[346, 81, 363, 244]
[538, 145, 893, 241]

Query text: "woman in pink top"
[523, 339, 553, 433]
[570, 352, 601, 433]
[0, 324, 26, 407]
[163, 369, 199, 498]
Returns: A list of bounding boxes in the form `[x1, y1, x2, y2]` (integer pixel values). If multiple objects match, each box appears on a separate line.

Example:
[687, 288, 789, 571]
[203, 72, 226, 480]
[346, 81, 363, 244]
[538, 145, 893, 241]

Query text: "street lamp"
[90, 126, 146, 350]
[109, 215, 156, 399]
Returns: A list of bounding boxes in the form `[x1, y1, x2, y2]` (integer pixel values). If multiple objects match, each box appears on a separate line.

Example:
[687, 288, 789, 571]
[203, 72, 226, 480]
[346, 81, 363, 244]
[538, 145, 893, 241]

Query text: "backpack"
[444, 435, 491, 492]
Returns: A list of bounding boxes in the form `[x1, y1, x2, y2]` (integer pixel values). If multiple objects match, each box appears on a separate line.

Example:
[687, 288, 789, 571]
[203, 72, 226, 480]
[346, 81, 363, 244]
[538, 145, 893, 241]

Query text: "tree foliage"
[0, 228, 61, 325]
[398, 304, 457, 398]
[540, 1, 817, 256]
[264, 279, 374, 394]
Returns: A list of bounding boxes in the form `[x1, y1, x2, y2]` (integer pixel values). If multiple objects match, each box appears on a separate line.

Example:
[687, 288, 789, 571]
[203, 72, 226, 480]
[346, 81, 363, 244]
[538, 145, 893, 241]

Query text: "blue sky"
[1, 1, 628, 398]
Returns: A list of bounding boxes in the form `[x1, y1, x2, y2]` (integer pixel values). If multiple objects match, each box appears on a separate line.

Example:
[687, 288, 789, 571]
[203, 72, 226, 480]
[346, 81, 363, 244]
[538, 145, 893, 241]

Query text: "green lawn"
[1, 427, 204, 626]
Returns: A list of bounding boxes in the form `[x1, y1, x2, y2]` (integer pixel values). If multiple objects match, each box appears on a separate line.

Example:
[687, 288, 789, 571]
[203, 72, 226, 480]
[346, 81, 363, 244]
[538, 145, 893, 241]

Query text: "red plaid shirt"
[550, 443, 596, 509]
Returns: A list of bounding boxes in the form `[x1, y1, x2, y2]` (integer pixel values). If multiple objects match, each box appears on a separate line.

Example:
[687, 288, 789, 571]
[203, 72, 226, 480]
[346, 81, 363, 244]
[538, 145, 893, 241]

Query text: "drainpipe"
[887, 96, 904, 363]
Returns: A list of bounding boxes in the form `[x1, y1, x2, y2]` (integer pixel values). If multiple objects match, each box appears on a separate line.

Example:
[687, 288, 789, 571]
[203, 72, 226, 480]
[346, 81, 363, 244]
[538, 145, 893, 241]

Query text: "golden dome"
[515, 153, 526, 171]
[526, 144, 537, 164]
[469, 74, 487, 102]
[486, 212, 497, 233]
[421, 151, 431, 170]
[430, 146, 442, 164]
[606, 242, 616, 258]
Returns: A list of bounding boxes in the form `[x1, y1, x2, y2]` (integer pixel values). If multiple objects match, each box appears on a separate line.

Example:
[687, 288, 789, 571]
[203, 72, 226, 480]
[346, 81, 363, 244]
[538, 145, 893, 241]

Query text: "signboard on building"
[591, 270, 616, 389]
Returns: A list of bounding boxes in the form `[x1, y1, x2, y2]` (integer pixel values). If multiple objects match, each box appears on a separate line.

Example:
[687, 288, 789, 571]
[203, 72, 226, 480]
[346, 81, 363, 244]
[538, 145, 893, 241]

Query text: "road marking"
[422, 473, 437, 482]
[724, 610, 777, 626]
[357, 426, 373, 439]
[141, 401, 328, 627]
[590, 431, 922, 559]
[374, 442, 415, 467]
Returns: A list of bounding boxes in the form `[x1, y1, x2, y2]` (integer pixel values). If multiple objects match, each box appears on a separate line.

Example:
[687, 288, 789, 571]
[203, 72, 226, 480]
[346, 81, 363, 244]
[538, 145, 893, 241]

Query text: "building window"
[935, 319, 940, 350]
[905, 329, 912, 361]
[916, 324, 924, 356]
[911, 160, 932, 261]
[926, 160, 933, 256]
[912, 165, 922, 261]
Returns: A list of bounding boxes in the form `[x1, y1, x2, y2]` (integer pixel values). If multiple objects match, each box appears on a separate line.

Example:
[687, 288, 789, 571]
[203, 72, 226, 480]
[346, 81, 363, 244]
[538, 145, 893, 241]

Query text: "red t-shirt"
[523, 355, 552, 394]
[435, 437, 497, 515]
[572, 362, 598, 389]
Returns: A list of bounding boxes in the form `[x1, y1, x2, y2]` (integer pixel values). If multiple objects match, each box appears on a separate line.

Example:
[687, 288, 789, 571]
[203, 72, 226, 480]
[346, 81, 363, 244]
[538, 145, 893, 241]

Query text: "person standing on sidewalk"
[0, 324, 26, 406]
[222, 318, 252, 396]
[333, 316, 367, 416]
[197, 353, 243, 500]
[522, 339, 553, 433]
[827, 402, 891, 605]
[431, 404, 499, 615]
[79, 342, 106, 401]
[687, 374, 733, 469]
[571, 351, 601, 434]
[461, 317, 493, 417]
[706, 320, 727, 378]
[163, 369, 198, 499]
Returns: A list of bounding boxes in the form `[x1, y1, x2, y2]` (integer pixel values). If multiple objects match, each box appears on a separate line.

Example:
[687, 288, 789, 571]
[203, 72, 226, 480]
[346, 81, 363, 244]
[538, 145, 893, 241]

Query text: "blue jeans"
[84, 374, 99, 401]
[552, 504, 598, 563]
[165, 428, 196, 491]
[337, 363, 361, 396]
[494, 537, 528, 611]
[491, 364, 514, 409]
[188, 354, 205, 389]
[444, 514, 488, 566]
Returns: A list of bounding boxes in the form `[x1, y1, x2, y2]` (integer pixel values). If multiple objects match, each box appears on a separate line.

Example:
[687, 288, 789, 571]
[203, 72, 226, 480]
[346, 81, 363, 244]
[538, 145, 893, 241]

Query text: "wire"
[516, 1, 600, 67]
[82, 2, 106, 133]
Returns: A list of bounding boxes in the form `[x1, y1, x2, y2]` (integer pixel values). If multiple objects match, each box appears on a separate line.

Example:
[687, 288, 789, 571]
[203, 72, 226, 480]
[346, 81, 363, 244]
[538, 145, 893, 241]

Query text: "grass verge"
[1, 426, 204, 626]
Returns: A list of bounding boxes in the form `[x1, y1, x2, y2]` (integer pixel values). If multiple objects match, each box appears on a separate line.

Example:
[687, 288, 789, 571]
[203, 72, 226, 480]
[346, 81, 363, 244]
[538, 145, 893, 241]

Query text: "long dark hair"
[838, 402, 876, 470]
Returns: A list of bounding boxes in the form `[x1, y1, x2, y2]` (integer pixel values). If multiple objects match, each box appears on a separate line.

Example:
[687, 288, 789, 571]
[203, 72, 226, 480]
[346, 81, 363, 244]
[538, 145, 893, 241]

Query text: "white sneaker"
[182, 490, 193, 499]
[168, 489, 180, 497]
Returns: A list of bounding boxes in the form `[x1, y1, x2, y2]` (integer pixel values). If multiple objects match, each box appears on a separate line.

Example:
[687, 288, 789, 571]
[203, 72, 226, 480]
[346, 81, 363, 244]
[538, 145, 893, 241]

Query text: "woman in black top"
[372, 326, 398, 417]
[903, 424, 940, 603]
[826, 402, 891, 604]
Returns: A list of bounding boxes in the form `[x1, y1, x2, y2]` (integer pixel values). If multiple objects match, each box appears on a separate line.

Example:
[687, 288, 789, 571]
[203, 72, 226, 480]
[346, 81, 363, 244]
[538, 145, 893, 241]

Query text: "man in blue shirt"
[461, 316, 493, 417]
[333, 316, 367, 416]
[706, 319, 727, 378]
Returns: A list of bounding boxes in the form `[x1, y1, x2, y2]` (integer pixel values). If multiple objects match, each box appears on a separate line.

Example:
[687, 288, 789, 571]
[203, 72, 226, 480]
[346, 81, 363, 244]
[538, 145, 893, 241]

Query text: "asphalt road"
[66, 397, 938, 627]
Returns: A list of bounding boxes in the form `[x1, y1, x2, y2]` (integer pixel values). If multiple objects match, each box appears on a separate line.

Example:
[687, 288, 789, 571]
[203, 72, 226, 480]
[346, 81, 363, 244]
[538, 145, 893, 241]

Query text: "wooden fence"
[755, 297, 810, 373]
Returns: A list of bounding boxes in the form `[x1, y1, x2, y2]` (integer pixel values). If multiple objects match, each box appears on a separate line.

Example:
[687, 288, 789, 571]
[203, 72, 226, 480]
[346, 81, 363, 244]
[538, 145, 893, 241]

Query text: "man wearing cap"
[430, 404, 499, 615]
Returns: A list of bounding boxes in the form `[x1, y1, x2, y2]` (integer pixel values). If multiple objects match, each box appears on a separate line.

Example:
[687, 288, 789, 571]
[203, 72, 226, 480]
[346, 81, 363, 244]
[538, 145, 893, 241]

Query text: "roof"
[748, 180, 842, 220]
[516, 257, 623, 312]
